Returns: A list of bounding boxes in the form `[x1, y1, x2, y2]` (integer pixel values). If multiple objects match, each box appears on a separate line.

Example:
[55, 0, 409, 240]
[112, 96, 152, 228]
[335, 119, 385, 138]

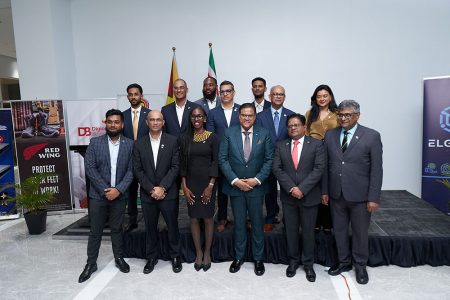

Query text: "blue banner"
[0, 109, 17, 217]
[422, 77, 450, 215]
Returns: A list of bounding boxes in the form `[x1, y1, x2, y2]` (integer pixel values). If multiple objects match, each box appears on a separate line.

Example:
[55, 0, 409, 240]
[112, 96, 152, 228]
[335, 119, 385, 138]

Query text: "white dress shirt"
[222, 104, 233, 127]
[175, 101, 186, 127]
[150, 132, 162, 168]
[108, 136, 121, 187]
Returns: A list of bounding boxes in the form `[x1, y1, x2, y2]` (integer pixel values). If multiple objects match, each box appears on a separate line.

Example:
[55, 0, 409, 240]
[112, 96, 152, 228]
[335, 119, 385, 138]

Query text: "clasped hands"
[151, 186, 166, 200]
[104, 187, 120, 201]
[289, 186, 304, 199]
[234, 178, 259, 192]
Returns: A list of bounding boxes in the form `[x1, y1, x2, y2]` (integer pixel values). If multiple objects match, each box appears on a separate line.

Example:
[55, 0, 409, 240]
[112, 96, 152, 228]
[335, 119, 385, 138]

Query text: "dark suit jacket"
[322, 124, 383, 203]
[195, 96, 221, 115]
[272, 136, 325, 207]
[253, 99, 271, 110]
[218, 125, 273, 197]
[256, 107, 295, 148]
[205, 103, 240, 141]
[161, 100, 199, 138]
[84, 134, 134, 200]
[122, 107, 151, 140]
[132, 132, 180, 202]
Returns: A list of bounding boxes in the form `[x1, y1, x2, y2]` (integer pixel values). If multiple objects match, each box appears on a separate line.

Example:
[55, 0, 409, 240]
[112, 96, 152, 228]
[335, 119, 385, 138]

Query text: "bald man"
[133, 110, 182, 274]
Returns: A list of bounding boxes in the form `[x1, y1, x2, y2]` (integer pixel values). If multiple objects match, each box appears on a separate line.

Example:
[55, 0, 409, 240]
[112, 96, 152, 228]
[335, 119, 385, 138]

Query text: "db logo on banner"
[78, 127, 91, 136]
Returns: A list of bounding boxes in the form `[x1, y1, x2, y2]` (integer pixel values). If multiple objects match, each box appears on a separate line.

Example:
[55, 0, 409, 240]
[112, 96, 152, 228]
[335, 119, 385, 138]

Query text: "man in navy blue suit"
[122, 83, 151, 231]
[79, 109, 134, 283]
[206, 80, 240, 232]
[219, 103, 273, 276]
[256, 85, 295, 231]
[251, 77, 271, 114]
[195, 77, 221, 114]
[161, 79, 199, 138]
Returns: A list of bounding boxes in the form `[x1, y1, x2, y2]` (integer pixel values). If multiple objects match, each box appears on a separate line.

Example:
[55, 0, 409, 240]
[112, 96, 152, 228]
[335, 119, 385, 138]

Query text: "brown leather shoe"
[263, 224, 273, 232]
[217, 220, 228, 233]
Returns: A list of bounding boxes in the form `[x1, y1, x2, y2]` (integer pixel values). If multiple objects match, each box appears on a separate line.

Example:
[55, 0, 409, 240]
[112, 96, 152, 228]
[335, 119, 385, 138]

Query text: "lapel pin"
[283, 114, 287, 117]
[161, 144, 165, 149]
[356, 136, 359, 139]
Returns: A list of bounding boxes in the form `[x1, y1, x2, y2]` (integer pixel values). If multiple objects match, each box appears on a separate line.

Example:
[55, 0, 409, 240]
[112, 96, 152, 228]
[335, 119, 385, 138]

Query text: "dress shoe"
[125, 223, 138, 232]
[304, 265, 316, 282]
[286, 263, 298, 278]
[115, 258, 130, 273]
[328, 263, 352, 276]
[217, 220, 228, 233]
[143, 258, 158, 274]
[355, 267, 369, 284]
[229, 259, 244, 273]
[194, 263, 202, 272]
[263, 224, 273, 232]
[78, 263, 97, 283]
[172, 257, 183, 273]
[202, 263, 211, 272]
[254, 261, 265, 276]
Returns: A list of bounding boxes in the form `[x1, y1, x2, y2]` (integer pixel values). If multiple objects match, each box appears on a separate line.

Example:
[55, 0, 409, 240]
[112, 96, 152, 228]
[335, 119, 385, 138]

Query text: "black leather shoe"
[115, 258, 130, 273]
[194, 263, 202, 272]
[78, 263, 97, 283]
[125, 223, 138, 232]
[202, 263, 211, 272]
[328, 263, 352, 276]
[304, 265, 316, 282]
[254, 261, 265, 276]
[172, 257, 183, 273]
[355, 267, 369, 284]
[143, 258, 158, 274]
[229, 259, 244, 273]
[286, 263, 298, 277]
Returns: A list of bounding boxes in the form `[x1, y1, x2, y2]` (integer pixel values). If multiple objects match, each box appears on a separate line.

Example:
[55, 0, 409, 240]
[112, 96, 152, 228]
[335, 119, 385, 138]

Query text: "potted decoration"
[5, 173, 55, 234]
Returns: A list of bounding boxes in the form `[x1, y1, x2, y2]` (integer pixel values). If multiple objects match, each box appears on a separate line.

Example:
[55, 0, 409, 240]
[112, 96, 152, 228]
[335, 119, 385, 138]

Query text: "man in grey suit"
[133, 110, 182, 274]
[218, 103, 273, 276]
[79, 109, 134, 283]
[322, 100, 383, 284]
[272, 113, 325, 282]
[195, 76, 221, 114]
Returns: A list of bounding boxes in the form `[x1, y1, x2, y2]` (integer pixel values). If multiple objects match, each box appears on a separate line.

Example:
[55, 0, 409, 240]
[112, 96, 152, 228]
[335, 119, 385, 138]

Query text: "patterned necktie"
[132, 110, 139, 140]
[274, 111, 280, 135]
[292, 140, 300, 169]
[341, 130, 349, 152]
[243, 131, 251, 162]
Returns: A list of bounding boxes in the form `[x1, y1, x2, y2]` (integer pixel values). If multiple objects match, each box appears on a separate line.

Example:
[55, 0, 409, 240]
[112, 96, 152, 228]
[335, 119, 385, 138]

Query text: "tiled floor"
[1, 213, 449, 300]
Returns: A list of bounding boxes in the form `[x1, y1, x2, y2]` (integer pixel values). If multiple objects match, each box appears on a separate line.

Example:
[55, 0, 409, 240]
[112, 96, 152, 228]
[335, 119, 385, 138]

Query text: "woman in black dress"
[180, 106, 219, 271]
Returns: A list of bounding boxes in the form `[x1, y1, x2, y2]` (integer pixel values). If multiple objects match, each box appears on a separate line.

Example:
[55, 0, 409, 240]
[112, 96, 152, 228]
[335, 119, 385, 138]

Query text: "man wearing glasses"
[218, 103, 273, 276]
[206, 81, 241, 232]
[322, 100, 383, 285]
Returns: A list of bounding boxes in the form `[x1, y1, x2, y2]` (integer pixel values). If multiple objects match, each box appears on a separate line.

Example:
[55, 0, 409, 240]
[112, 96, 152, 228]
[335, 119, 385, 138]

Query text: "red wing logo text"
[23, 143, 48, 160]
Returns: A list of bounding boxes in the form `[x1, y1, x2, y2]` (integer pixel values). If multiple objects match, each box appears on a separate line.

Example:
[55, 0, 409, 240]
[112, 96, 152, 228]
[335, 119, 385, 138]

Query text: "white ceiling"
[0, 0, 15, 58]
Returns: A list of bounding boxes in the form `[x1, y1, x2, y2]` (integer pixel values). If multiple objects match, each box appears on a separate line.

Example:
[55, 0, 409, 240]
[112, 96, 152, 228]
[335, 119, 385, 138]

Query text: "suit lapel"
[248, 127, 259, 161]
[144, 136, 156, 172]
[345, 124, 363, 154]
[169, 103, 180, 129]
[138, 109, 149, 136]
[218, 107, 228, 128]
[234, 127, 245, 162]
[298, 137, 311, 171]
[278, 108, 289, 139]
[101, 135, 112, 170]
[181, 101, 194, 132]
[155, 133, 167, 170]
[333, 128, 343, 158]
[284, 140, 296, 170]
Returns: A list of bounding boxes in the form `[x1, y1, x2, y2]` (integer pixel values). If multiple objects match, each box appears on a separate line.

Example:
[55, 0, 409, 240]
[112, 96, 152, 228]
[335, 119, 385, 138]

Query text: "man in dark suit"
[161, 78, 199, 138]
[122, 83, 151, 231]
[256, 85, 295, 231]
[251, 77, 271, 113]
[79, 109, 134, 283]
[133, 110, 182, 274]
[195, 76, 221, 114]
[322, 100, 383, 285]
[272, 113, 325, 282]
[206, 80, 240, 232]
[219, 103, 273, 276]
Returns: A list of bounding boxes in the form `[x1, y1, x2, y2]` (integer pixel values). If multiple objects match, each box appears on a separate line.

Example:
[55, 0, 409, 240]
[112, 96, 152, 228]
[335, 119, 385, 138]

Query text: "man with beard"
[195, 76, 221, 114]
[251, 77, 271, 113]
[79, 109, 134, 283]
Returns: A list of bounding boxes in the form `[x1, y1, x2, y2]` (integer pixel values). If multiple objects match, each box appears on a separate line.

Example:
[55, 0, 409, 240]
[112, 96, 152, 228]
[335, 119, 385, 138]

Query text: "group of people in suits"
[78, 78, 383, 286]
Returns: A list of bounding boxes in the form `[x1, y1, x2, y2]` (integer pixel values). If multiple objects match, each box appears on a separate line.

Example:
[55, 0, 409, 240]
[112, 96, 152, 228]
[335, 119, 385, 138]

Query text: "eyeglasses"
[287, 124, 301, 129]
[337, 113, 358, 119]
[272, 93, 285, 97]
[240, 114, 255, 119]
[219, 89, 234, 95]
[190, 115, 205, 120]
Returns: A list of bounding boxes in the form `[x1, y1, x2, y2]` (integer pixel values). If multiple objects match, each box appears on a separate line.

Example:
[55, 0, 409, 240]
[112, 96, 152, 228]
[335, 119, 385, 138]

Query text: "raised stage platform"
[53, 190, 450, 267]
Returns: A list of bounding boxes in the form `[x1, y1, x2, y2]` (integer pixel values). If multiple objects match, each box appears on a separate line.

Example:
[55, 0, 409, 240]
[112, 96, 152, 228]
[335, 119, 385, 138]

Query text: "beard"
[203, 90, 216, 99]
[106, 128, 122, 138]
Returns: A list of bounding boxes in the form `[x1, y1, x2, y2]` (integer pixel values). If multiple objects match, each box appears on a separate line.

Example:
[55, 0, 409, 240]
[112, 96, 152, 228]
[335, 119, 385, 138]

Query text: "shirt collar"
[342, 123, 358, 135]
[149, 132, 162, 142]
[241, 126, 254, 134]
[271, 106, 282, 115]
[292, 135, 305, 145]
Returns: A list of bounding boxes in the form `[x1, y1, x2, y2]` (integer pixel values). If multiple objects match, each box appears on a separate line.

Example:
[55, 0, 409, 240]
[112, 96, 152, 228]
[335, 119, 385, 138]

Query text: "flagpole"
[166, 46, 178, 105]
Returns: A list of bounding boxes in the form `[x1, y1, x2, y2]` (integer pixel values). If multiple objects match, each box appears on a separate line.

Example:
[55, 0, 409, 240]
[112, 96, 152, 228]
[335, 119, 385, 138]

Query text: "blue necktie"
[274, 111, 280, 135]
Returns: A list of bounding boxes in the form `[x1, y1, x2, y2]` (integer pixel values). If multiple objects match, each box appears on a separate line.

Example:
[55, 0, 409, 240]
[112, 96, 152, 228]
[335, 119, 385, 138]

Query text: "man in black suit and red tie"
[272, 113, 325, 282]
[122, 83, 150, 231]
[323, 100, 383, 285]
[133, 110, 182, 274]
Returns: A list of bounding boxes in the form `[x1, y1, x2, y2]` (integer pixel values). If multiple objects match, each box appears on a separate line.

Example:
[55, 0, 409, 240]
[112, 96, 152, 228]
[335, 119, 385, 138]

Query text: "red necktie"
[292, 140, 300, 169]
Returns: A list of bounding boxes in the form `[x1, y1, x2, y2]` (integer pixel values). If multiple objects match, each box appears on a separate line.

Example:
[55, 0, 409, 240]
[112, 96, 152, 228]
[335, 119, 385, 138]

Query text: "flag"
[208, 46, 217, 80]
[166, 49, 179, 105]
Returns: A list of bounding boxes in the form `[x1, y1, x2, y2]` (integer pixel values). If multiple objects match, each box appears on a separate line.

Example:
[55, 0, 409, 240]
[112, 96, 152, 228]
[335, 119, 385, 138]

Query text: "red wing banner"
[11, 100, 72, 211]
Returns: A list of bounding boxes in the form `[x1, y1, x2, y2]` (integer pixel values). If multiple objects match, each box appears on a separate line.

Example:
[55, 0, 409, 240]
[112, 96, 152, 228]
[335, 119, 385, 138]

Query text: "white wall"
[11, 0, 450, 197]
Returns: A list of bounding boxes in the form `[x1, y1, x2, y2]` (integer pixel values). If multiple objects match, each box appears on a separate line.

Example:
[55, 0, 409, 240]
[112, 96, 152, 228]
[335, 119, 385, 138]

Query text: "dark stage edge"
[53, 190, 450, 267]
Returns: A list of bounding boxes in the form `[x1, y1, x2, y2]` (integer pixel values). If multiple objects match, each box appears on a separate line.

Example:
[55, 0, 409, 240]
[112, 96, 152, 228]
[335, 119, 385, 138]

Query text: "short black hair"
[252, 77, 266, 87]
[286, 113, 306, 126]
[220, 80, 234, 89]
[127, 83, 143, 94]
[204, 76, 217, 85]
[239, 103, 256, 114]
[105, 109, 124, 121]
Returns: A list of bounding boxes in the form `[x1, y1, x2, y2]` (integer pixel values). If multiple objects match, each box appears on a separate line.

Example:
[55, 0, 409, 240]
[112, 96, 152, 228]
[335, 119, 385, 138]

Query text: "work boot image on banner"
[21, 114, 36, 138]
[36, 112, 60, 138]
